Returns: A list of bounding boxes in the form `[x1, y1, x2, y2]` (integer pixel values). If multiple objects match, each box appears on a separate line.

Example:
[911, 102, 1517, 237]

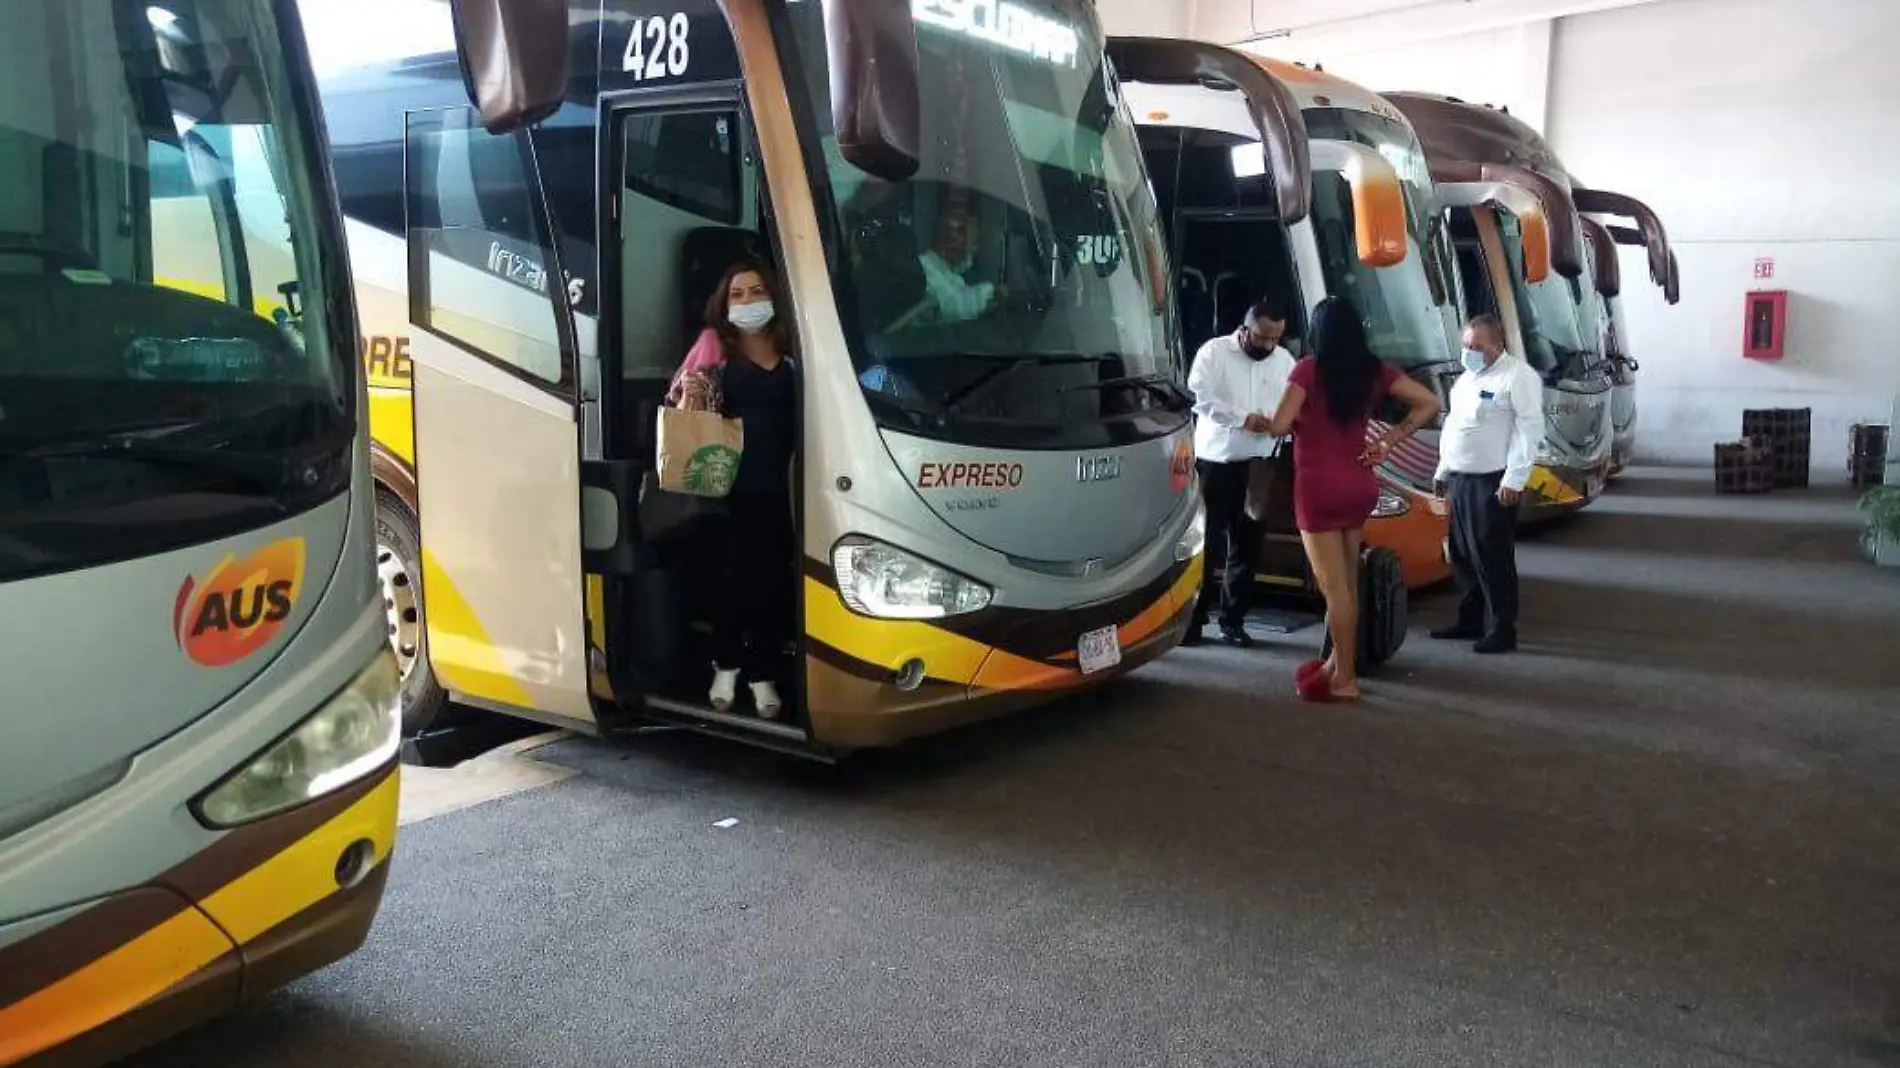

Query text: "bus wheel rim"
[377, 541, 422, 683]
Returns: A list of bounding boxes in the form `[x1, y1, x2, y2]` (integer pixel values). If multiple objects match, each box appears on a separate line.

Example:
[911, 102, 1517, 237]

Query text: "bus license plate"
[1077, 625, 1122, 675]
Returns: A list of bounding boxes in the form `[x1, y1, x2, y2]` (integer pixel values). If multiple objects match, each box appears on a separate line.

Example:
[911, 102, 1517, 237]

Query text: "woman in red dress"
[1263, 297, 1440, 701]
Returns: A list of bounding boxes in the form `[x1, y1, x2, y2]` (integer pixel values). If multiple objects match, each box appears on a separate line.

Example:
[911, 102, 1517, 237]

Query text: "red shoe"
[1295, 659, 1327, 684]
[1296, 669, 1336, 703]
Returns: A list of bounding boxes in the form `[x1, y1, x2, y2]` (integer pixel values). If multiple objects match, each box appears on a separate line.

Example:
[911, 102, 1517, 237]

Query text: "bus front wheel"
[376, 494, 449, 735]
[1318, 546, 1408, 672]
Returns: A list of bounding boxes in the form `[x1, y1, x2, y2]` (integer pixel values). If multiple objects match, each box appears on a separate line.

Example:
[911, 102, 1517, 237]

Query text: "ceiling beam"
[1200, 0, 1661, 52]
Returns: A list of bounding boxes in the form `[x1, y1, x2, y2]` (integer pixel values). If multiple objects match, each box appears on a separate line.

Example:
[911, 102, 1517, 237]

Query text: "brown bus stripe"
[0, 890, 189, 1011]
[0, 762, 396, 1011]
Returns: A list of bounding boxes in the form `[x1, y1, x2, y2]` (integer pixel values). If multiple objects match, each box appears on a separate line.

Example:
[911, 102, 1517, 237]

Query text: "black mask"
[1240, 332, 1276, 361]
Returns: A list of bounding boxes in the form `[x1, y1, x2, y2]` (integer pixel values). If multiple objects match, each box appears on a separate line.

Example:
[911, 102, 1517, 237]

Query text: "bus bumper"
[803, 556, 1201, 751]
[0, 764, 398, 1068]
[1365, 485, 1454, 589]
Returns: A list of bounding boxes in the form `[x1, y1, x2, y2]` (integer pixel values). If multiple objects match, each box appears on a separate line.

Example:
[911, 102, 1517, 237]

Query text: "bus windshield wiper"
[936, 354, 1114, 416]
[18, 434, 300, 500]
[1058, 372, 1192, 411]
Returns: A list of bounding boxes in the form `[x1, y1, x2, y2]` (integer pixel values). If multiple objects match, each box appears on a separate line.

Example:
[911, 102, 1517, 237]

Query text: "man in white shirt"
[918, 213, 998, 324]
[1432, 313, 1545, 654]
[1184, 299, 1296, 647]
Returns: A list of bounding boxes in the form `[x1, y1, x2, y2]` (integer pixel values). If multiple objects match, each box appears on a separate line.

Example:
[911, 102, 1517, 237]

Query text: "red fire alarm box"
[1744, 289, 1787, 360]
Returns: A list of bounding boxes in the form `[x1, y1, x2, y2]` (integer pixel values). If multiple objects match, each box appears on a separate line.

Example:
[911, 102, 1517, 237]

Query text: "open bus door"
[401, 108, 600, 728]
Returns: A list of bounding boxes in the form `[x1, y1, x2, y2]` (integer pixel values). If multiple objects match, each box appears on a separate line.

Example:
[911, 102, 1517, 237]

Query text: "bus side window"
[404, 108, 570, 388]
[616, 106, 756, 381]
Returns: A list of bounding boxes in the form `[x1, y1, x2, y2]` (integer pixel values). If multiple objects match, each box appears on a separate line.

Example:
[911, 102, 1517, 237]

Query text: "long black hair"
[1307, 296, 1384, 424]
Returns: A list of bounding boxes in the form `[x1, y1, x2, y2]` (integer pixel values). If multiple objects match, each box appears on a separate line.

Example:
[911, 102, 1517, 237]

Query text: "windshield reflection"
[785, 0, 1181, 449]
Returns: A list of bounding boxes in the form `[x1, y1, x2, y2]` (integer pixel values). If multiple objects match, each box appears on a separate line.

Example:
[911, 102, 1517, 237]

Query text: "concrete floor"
[127, 469, 1900, 1068]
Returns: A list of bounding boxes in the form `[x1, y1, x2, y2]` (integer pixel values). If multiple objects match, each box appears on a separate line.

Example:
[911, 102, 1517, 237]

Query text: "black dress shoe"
[1431, 625, 1484, 641]
[1217, 626, 1255, 648]
[1473, 633, 1518, 654]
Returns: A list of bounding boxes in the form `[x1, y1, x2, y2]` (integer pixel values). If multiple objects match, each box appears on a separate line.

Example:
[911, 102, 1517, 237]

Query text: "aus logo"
[174, 538, 307, 667]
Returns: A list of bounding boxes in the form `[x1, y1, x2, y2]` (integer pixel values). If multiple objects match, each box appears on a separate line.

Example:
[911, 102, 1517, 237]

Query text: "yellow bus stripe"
[198, 773, 399, 943]
[0, 912, 231, 1064]
[807, 555, 1200, 695]
[0, 773, 398, 1064]
[803, 576, 992, 685]
[421, 550, 539, 708]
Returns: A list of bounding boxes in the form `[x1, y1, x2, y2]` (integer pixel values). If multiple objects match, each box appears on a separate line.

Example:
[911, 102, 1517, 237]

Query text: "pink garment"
[668, 328, 726, 401]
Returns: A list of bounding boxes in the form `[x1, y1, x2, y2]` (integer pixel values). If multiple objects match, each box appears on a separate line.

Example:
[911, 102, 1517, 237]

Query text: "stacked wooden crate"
[1849, 423, 1888, 489]
[1713, 436, 1774, 495]
[1741, 408, 1812, 489]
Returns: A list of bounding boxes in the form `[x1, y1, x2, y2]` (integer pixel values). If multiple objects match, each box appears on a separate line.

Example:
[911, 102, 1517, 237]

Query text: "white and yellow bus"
[306, 0, 1204, 751]
[0, 0, 555, 1062]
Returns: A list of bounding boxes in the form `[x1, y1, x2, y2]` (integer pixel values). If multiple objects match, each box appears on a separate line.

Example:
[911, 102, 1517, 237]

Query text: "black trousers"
[1194, 459, 1260, 631]
[1448, 470, 1519, 640]
[711, 491, 795, 681]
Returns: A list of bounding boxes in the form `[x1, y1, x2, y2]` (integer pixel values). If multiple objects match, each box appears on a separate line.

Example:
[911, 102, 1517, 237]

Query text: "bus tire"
[1317, 547, 1408, 672]
[375, 493, 449, 735]
[1358, 546, 1407, 669]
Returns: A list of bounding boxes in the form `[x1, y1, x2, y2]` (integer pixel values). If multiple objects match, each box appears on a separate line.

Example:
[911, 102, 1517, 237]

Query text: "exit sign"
[1754, 256, 1776, 280]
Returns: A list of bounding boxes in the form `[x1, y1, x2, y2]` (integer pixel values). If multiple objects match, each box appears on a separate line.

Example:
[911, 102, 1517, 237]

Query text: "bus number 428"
[623, 14, 691, 81]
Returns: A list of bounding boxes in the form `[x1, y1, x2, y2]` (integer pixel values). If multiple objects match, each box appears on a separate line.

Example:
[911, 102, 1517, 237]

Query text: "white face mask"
[1461, 347, 1488, 373]
[728, 300, 775, 334]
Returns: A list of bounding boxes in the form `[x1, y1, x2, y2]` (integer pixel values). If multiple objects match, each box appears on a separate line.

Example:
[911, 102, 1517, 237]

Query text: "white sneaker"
[749, 681, 782, 719]
[709, 668, 740, 711]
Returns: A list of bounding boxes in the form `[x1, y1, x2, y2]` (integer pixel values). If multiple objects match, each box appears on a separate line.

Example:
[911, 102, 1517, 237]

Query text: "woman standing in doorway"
[673, 261, 798, 718]
[1262, 297, 1439, 701]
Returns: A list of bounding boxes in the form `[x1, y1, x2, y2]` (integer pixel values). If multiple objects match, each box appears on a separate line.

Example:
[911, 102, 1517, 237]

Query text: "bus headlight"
[1175, 501, 1206, 561]
[195, 650, 401, 827]
[1371, 488, 1410, 519]
[832, 538, 993, 619]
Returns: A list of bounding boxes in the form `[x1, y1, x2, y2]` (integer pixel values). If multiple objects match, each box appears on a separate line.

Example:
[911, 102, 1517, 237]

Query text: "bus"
[1113, 40, 1461, 596]
[1575, 189, 1680, 476]
[307, 0, 1204, 751]
[1386, 92, 1616, 521]
[0, 0, 543, 1057]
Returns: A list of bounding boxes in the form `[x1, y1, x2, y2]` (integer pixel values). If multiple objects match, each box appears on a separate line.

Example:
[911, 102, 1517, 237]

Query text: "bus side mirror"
[826, 0, 922, 181]
[1308, 141, 1407, 269]
[1512, 205, 1553, 286]
[449, 0, 571, 133]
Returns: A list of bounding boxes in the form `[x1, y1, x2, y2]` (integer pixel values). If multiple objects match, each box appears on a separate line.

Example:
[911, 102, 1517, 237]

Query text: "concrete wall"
[1092, 0, 1189, 38]
[1145, 0, 1900, 474]
[1549, 0, 1900, 473]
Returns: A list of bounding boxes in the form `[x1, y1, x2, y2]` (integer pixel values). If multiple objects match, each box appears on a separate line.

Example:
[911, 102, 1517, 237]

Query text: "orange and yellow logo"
[173, 537, 307, 666]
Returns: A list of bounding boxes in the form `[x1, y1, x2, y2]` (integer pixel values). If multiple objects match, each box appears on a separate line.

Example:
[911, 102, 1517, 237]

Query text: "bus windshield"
[1302, 110, 1454, 371]
[0, 0, 349, 582]
[1498, 210, 1592, 376]
[1309, 170, 1446, 370]
[783, 0, 1181, 448]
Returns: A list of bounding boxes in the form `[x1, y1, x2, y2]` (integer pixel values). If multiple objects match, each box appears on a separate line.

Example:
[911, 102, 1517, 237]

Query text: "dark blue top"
[718, 356, 796, 497]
